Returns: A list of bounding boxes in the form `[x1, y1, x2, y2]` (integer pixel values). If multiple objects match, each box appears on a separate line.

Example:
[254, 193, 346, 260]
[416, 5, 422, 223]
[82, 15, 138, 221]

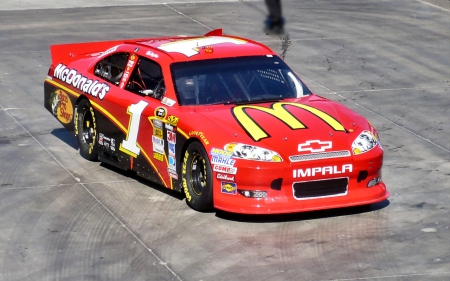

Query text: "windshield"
[171, 56, 311, 105]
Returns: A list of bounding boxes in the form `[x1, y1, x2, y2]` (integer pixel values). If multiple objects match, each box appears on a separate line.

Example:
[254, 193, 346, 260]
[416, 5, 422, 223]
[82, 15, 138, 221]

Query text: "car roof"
[128, 34, 276, 62]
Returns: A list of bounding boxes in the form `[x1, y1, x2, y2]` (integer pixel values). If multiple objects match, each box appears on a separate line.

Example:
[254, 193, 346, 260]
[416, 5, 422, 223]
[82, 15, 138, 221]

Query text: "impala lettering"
[232, 102, 346, 141]
[293, 164, 352, 178]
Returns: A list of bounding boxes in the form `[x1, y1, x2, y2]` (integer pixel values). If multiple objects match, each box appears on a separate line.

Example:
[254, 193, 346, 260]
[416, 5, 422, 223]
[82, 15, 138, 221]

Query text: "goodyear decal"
[189, 131, 209, 145]
[232, 102, 346, 141]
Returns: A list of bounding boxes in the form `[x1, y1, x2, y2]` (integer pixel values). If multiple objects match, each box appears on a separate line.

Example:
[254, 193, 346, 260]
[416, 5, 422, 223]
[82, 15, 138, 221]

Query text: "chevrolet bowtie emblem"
[298, 140, 332, 153]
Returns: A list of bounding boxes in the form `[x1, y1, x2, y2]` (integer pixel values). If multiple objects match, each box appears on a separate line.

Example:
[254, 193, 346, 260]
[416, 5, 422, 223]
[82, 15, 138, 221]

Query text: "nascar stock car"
[44, 29, 389, 214]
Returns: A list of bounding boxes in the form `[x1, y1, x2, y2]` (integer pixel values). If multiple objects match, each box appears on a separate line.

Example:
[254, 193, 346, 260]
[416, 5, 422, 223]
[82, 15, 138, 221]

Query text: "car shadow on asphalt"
[51, 128, 78, 150]
[99, 162, 186, 201]
[215, 200, 391, 223]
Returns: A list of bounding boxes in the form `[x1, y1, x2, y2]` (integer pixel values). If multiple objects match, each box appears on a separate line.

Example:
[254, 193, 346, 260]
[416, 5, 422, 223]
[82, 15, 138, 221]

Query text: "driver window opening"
[94, 52, 130, 85]
[125, 57, 165, 100]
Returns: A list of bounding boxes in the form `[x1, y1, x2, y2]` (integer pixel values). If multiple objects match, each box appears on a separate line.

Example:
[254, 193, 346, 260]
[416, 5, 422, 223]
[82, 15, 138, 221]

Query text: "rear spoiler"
[49, 39, 140, 65]
[49, 29, 224, 64]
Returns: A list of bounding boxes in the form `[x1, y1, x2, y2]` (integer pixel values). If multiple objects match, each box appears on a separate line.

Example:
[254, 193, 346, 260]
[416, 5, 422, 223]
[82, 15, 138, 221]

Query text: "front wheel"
[75, 99, 98, 161]
[181, 142, 213, 211]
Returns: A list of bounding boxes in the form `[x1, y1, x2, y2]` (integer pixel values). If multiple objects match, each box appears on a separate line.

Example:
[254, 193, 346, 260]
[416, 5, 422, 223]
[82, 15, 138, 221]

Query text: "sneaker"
[264, 18, 285, 36]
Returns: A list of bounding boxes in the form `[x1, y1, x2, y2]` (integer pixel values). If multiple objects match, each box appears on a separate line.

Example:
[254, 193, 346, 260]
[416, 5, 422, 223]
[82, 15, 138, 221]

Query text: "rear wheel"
[75, 99, 98, 161]
[181, 142, 213, 211]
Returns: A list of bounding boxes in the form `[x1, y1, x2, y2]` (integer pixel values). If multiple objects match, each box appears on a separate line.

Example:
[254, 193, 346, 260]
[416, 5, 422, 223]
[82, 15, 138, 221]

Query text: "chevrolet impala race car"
[44, 29, 389, 214]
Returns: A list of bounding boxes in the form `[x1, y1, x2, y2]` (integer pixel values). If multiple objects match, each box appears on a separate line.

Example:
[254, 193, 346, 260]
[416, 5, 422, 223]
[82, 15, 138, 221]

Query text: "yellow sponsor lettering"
[183, 178, 192, 202]
[153, 128, 163, 138]
[167, 115, 179, 126]
[153, 152, 164, 161]
[88, 106, 97, 154]
[232, 102, 346, 141]
[74, 111, 79, 135]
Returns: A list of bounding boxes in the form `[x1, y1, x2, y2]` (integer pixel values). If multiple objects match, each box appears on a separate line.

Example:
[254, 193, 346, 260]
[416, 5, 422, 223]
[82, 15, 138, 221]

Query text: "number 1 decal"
[119, 100, 149, 158]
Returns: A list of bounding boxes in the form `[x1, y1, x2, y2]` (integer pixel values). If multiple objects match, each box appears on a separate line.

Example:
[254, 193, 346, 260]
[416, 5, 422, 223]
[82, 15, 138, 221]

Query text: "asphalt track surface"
[0, 0, 449, 280]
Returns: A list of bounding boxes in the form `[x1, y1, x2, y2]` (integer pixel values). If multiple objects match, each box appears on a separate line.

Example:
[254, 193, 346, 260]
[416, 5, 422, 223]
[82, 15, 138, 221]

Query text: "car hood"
[194, 95, 367, 156]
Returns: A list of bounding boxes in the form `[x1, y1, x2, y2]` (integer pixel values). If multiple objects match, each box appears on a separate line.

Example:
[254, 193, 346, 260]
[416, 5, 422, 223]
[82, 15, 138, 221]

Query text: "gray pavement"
[0, 0, 449, 280]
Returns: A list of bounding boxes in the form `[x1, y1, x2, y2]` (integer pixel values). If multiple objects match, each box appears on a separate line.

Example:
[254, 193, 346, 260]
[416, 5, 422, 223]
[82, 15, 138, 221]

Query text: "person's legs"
[264, 0, 284, 35]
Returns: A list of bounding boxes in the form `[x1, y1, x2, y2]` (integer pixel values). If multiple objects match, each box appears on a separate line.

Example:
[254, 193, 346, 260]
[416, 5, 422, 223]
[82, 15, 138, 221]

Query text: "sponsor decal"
[53, 64, 110, 99]
[158, 37, 247, 57]
[165, 123, 174, 131]
[217, 173, 235, 181]
[168, 142, 176, 156]
[210, 148, 233, 158]
[98, 133, 115, 151]
[152, 135, 164, 154]
[202, 46, 213, 53]
[119, 54, 138, 88]
[49, 89, 74, 124]
[189, 131, 209, 145]
[155, 106, 167, 119]
[153, 152, 164, 161]
[167, 115, 179, 126]
[221, 182, 237, 195]
[168, 155, 176, 166]
[298, 140, 332, 153]
[153, 119, 163, 129]
[168, 155, 176, 175]
[293, 164, 353, 178]
[167, 131, 176, 143]
[232, 102, 346, 141]
[91, 45, 118, 57]
[98, 133, 104, 145]
[161, 97, 176, 107]
[213, 165, 237, 175]
[211, 155, 235, 167]
[168, 168, 178, 180]
[146, 51, 159, 58]
[153, 127, 163, 138]
[110, 138, 115, 151]
[101, 45, 118, 57]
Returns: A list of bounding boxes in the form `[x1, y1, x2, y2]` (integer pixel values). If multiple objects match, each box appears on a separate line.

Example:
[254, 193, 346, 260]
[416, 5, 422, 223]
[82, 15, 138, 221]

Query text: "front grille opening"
[293, 178, 348, 200]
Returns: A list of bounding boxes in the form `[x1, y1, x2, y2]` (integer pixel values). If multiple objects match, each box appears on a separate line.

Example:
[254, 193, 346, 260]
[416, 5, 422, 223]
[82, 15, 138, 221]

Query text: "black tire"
[75, 99, 99, 161]
[181, 142, 213, 211]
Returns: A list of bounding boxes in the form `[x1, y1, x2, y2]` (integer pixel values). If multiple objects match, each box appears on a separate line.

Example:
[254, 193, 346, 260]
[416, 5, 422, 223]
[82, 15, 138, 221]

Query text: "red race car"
[44, 29, 388, 214]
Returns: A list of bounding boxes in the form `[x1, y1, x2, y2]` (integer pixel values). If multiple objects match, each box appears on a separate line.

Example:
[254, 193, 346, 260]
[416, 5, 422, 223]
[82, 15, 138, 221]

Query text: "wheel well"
[76, 95, 88, 106]
[180, 138, 204, 164]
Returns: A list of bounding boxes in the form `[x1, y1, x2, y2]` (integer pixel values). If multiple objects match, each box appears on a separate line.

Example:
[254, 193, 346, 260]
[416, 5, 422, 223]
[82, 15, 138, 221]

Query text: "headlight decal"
[352, 131, 378, 155]
[224, 143, 283, 162]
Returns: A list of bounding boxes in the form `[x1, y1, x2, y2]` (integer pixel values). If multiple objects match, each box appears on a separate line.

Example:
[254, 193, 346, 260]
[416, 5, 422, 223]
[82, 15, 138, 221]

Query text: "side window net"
[94, 52, 130, 85]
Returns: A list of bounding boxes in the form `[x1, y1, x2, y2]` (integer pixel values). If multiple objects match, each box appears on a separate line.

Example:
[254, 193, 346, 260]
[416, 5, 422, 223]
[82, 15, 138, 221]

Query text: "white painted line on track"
[416, 0, 450, 11]
[2, 180, 136, 190]
[164, 3, 212, 30]
[2, 107, 41, 110]
[335, 86, 450, 94]
[321, 271, 450, 281]
[298, 73, 450, 154]
[0, 102, 183, 281]
[0, 50, 48, 54]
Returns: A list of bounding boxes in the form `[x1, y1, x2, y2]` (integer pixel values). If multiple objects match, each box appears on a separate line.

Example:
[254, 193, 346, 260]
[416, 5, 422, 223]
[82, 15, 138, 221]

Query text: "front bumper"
[212, 148, 389, 214]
